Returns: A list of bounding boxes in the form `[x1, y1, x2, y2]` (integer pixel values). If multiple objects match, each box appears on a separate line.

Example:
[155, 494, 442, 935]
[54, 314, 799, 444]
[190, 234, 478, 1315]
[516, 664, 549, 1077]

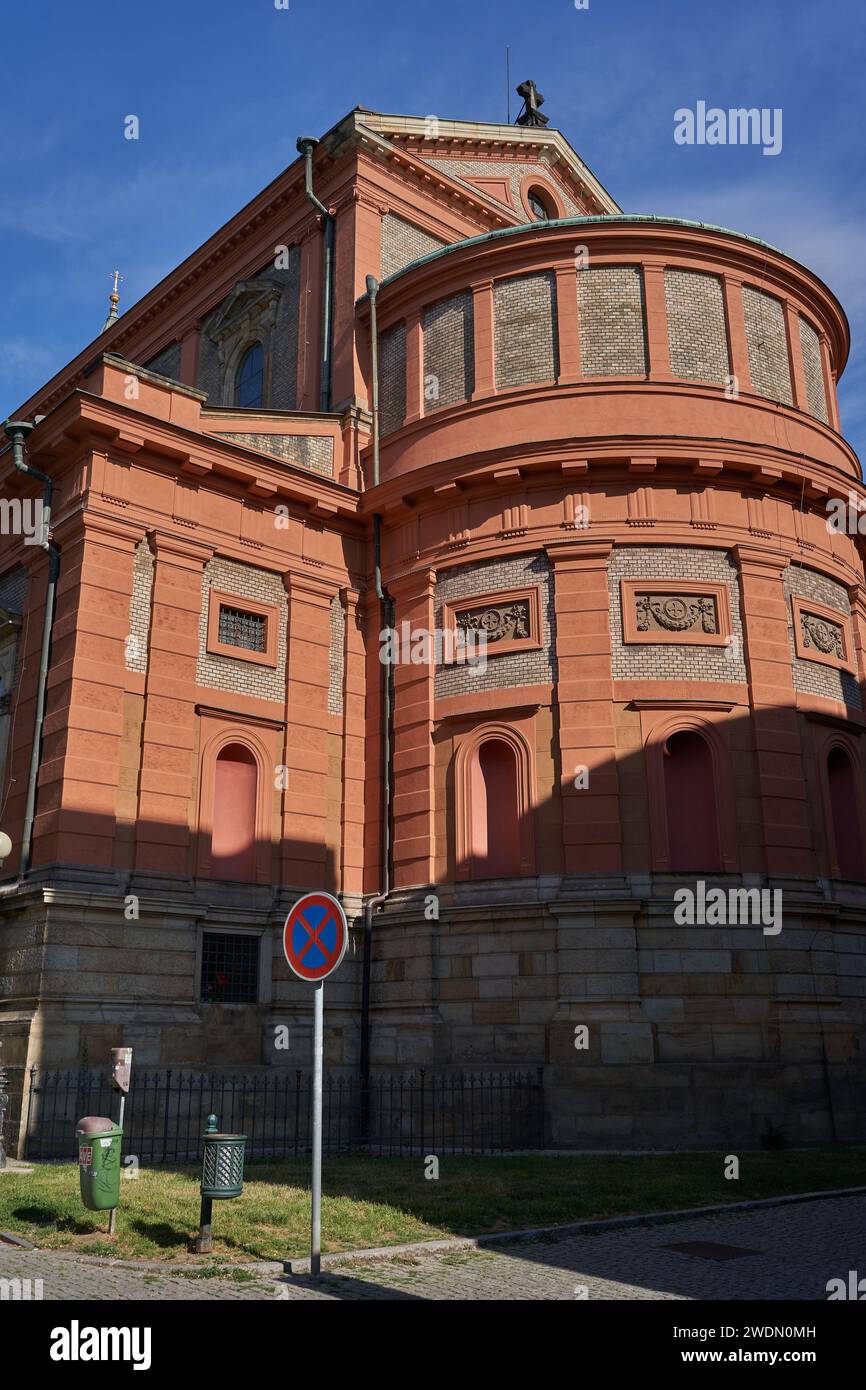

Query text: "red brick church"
[1, 94, 864, 1146]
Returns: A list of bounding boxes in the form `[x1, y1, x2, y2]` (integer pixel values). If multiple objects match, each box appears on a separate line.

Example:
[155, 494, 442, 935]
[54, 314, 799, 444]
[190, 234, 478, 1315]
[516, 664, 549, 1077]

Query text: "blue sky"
[1, 0, 864, 462]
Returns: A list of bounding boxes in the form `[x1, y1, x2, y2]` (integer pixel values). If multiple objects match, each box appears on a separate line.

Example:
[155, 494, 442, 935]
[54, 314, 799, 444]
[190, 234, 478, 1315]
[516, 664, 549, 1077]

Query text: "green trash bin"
[200, 1114, 246, 1199]
[76, 1116, 122, 1212]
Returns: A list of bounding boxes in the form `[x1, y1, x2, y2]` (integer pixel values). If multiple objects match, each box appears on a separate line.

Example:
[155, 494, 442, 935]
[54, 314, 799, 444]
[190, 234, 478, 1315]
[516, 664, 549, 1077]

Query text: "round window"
[528, 188, 552, 221]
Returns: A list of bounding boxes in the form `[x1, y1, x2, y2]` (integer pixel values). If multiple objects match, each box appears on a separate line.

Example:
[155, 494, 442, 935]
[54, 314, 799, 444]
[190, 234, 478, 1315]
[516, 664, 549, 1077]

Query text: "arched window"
[469, 738, 522, 878]
[827, 746, 864, 880]
[663, 729, 721, 871]
[212, 743, 257, 880]
[235, 343, 265, 409]
[528, 188, 552, 221]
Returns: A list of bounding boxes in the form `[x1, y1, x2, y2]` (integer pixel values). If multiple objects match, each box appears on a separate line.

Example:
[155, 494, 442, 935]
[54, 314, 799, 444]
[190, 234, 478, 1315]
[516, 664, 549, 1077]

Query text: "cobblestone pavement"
[0, 1196, 861, 1301]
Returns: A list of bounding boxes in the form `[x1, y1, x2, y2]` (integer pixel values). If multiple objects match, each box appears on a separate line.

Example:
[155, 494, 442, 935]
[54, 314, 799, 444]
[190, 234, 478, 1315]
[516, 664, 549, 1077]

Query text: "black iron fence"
[17, 1066, 545, 1162]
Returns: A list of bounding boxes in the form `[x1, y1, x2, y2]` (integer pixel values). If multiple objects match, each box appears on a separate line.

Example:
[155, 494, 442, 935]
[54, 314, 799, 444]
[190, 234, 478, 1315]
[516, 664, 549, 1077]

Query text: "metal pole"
[108, 1092, 126, 1235]
[311, 980, 324, 1277]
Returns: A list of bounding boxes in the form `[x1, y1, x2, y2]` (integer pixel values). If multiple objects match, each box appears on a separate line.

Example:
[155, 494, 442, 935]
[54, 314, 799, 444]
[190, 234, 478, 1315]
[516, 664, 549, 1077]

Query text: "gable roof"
[354, 108, 620, 216]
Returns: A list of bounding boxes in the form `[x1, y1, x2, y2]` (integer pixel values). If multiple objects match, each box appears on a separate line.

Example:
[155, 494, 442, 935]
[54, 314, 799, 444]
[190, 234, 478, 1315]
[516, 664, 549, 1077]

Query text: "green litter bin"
[76, 1116, 122, 1212]
[200, 1114, 246, 1199]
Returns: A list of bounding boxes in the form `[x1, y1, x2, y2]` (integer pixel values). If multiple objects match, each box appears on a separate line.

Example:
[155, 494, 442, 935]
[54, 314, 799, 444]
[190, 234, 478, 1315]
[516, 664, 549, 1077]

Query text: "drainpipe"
[360, 276, 394, 1131]
[0, 420, 60, 887]
[296, 136, 335, 413]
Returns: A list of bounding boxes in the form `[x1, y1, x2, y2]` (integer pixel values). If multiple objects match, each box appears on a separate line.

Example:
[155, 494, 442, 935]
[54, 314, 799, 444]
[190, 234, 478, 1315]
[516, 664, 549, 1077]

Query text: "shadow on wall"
[440, 703, 866, 883]
[399, 699, 866, 1152]
[0, 807, 342, 1083]
[1, 696, 866, 1150]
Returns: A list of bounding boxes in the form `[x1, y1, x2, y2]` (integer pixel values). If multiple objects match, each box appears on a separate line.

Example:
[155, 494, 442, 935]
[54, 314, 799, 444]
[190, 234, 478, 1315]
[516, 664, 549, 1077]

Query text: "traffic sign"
[281, 891, 349, 1278]
[282, 892, 348, 982]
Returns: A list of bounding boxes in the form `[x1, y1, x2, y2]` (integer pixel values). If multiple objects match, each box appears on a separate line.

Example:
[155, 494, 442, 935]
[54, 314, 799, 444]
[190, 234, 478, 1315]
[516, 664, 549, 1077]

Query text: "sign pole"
[108, 1093, 125, 1236]
[282, 891, 347, 1281]
[311, 979, 323, 1277]
[108, 1047, 132, 1238]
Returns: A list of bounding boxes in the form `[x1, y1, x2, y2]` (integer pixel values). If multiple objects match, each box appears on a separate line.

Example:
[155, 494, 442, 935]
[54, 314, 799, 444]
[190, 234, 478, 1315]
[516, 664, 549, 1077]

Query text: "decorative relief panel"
[637, 594, 716, 634]
[621, 579, 732, 647]
[802, 612, 843, 658]
[435, 554, 555, 699]
[791, 595, 854, 672]
[442, 586, 542, 659]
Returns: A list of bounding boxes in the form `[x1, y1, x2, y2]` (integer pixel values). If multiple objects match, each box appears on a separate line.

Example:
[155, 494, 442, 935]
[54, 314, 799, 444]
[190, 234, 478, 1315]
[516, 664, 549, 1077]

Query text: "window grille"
[200, 932, 259, 1004]
[218, 604, 267, 652]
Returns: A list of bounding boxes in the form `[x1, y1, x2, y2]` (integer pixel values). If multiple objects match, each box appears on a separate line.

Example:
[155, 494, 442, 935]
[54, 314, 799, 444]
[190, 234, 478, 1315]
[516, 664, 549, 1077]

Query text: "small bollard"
[195, 1113, 247, 1255]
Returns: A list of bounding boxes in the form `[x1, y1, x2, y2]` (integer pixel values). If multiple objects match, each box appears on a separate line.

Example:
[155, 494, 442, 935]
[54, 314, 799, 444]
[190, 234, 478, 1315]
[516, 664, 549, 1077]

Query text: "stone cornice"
[365, 437, 864, 522]
[7, 391, 361, 524]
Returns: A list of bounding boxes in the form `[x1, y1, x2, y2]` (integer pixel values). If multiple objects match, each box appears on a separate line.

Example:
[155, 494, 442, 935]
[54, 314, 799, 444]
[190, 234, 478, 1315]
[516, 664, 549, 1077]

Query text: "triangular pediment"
[208, 279, 281, 340]
[355, 110, 620, 217]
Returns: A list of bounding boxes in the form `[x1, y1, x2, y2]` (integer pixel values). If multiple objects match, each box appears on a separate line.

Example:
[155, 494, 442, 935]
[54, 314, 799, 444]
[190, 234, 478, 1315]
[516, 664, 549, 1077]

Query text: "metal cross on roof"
[515, 79, 549, 127]
[101, 269, 123, 333]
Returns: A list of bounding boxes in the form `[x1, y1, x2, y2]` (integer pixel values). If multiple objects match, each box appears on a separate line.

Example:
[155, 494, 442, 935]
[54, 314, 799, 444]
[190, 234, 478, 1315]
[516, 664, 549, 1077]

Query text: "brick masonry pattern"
[664, 269, 730, 384]
[197, 253, 301, 411]
[425, 157, 583, 217]
[742, 284, 793, 406]
[784, 563, 861, 708]
[381, 214, 445, 280]
[609, 546, 747, 683]
[214, 432, 334, 476]
[328, 593, 345, 716]
[494, 272, 559, 389]
[578, 265, 648, 377]
[379, 321, 407, 435]
[423, 292, 474, 410]
[125, 539, 154, 673]
[196, 558, 287, 701]
[434, 552, 556, 698]
[799, 316, 829, 424]
[142, 341, 182, 381]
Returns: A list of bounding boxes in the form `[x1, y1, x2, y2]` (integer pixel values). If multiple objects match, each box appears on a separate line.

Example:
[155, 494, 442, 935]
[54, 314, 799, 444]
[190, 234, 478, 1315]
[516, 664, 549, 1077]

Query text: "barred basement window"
[200, 932, 260, 1004]
[218, 604, 267, 653]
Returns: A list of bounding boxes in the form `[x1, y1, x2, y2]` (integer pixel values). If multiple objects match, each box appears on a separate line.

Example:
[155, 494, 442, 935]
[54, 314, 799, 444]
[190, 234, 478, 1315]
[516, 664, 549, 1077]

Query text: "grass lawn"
[0, 1149, 863, 1264]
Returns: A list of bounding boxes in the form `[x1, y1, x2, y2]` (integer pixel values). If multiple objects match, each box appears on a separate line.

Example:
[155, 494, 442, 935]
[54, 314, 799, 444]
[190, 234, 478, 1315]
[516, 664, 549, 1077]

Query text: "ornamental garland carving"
[455, 599, 531, 644]
[635, 594, 718, 635]
[800, 611, 844, 660]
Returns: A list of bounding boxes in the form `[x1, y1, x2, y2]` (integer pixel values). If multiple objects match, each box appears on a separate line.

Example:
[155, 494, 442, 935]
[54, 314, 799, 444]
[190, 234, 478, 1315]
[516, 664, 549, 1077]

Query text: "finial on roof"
[515, 79, 549, 127]
[101, 269, 123, 333]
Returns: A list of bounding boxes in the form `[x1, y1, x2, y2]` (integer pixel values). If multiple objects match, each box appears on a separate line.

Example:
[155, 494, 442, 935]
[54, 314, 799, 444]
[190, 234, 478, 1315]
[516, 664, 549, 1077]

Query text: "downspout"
[296, 136, 335, 413]
[360, 275, 394, 1127]
[0, 420, 60, 888]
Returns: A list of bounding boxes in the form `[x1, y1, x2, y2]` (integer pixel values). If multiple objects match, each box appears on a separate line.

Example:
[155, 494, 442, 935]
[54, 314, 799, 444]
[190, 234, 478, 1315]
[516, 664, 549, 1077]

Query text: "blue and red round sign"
[282, 892, 348, 983]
